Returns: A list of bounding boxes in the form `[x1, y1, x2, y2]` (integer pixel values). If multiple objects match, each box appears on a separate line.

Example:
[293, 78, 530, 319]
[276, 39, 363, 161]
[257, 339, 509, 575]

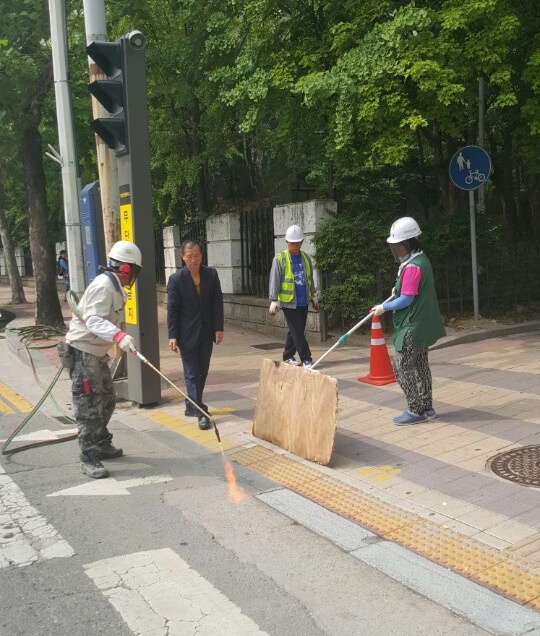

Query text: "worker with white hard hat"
[268, 224, 318, 368]
[65, 240, 142, 479]
[371, 217, 446, 425]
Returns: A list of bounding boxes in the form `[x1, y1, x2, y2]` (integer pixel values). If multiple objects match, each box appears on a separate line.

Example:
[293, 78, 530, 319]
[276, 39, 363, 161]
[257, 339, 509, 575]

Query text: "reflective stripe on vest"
[276, 250, 312, 303]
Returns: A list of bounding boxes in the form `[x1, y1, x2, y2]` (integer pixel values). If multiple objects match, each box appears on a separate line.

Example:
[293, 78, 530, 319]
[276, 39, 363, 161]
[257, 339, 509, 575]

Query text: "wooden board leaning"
[252, 358, 338, 465]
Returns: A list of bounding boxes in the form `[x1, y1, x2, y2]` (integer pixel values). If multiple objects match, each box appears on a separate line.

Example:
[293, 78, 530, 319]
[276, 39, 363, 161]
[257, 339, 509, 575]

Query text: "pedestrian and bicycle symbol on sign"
[449, 145, 492, 191]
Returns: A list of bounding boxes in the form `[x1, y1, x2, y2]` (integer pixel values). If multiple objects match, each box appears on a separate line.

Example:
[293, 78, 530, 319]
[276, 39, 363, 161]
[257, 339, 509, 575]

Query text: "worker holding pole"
[64, 241, 142, 479]
[371, 217, 446, 426]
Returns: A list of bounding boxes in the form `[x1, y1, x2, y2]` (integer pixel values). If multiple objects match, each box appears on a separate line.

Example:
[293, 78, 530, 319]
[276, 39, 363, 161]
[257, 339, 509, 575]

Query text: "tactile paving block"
[231, 445, 540, 606]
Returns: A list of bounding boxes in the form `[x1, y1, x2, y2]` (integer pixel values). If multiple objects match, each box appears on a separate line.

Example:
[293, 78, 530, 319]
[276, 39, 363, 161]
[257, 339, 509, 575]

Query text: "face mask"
[390, 242, 411, 264]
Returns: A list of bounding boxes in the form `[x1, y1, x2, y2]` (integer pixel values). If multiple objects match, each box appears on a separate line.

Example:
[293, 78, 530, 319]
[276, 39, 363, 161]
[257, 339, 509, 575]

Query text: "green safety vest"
[276, 250, 312, 304]
[392, 252, 446, 351]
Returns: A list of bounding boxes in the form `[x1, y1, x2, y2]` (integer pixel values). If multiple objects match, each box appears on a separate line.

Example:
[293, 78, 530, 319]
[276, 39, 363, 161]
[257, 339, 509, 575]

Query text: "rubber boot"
[80, 450, 110, 479]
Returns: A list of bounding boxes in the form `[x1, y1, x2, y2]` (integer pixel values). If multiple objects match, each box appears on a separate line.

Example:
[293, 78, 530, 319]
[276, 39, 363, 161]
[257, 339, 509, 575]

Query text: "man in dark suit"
[167, 240, 224, 430]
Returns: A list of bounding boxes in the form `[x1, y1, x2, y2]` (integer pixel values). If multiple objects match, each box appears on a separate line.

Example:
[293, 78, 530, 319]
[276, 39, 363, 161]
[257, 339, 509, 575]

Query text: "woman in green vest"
[372, 217, 446, 425]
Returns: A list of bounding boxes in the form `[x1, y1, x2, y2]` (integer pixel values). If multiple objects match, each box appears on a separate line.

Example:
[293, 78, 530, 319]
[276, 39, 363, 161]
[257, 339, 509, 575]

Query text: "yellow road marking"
[0, 398, 15, 415]
[357, 465, 401, 482]
[145, 410, 237, 452]
[0, 383, 33, 413]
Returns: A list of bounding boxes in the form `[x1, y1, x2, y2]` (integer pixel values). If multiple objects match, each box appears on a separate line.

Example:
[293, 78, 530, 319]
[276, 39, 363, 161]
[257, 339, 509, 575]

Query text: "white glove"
[117, 334, 137, 353]
[310, 296, 319, 311]
[371, 304, 385, 317]
[269, 301, 281, 315]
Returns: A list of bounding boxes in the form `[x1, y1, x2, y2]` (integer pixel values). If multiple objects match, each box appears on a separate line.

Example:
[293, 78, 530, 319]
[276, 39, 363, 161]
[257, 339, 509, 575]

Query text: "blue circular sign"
[449, 145, 492, 191]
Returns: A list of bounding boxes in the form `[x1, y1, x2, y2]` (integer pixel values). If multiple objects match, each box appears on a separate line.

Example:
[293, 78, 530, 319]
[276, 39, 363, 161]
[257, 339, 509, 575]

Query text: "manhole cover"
[251, 343, 283, 350]
[488, 445, 540, 487]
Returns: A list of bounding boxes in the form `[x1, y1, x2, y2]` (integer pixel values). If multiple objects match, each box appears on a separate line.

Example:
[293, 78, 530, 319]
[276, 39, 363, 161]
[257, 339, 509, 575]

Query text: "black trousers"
[179, 328, 213, 415]
[282, 306, 311, 362]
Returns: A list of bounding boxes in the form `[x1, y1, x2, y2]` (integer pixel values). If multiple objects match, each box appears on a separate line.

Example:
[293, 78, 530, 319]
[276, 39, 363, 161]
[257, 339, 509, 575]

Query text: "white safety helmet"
[386, 217, 421, 244]
[108, 240, 142, 266]
[108, 240, 142, 287]
[285, 225, 304, 242]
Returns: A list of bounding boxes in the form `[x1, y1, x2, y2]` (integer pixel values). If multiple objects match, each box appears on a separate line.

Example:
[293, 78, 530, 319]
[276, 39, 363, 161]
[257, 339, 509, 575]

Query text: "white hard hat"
[285, 225, 304, 242]
[387, 217, 421, 244]
[108, 240, 142, 266]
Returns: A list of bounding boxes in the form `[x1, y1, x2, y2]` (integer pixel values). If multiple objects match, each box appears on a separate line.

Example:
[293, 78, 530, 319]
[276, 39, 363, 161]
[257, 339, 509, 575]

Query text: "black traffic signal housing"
[87, 39, 127, 155]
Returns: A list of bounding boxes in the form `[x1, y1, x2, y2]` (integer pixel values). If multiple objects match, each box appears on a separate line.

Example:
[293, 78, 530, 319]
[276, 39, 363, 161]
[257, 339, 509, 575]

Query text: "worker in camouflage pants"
[71, 351, 116, 458]
[65, 241, 142, 479]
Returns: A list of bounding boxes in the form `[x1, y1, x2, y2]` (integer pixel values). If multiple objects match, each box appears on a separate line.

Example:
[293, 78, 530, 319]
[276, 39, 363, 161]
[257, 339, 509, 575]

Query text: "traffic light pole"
[118, 35, 160, 405]
[86, 34, 160, 406]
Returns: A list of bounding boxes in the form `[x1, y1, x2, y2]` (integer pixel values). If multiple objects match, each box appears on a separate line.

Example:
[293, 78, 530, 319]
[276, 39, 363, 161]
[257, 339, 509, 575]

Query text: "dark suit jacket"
[166, 265, 224, 350]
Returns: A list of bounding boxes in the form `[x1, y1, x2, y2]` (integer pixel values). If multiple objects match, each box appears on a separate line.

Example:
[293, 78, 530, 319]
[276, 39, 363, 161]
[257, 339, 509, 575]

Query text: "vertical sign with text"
[119, 184, 137, 325]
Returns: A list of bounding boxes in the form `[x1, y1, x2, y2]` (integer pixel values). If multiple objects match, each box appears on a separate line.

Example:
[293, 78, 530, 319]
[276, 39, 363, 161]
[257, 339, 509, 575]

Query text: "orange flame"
[223, 457, 248, 502]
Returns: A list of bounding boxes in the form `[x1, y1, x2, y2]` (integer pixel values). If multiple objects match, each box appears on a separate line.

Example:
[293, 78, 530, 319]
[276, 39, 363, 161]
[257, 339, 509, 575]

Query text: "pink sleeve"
[401, 264, 422, 295]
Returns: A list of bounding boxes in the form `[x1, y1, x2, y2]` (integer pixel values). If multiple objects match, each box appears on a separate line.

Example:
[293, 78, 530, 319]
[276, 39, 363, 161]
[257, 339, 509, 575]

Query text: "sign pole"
[449, 145, 491, 324]
[469, 189, 479, 322]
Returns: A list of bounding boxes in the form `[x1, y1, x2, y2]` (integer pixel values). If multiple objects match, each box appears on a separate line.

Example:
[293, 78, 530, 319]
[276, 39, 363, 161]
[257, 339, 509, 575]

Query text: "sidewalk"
[3, 283, 540, 609]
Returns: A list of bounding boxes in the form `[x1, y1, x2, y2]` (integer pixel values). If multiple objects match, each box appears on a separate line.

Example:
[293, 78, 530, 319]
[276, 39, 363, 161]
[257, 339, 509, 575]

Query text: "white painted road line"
[84, 548, 270, 636]
[0, 466, 74, 569]
[0, 428, 78, 443]
[47, 474, 173, 497]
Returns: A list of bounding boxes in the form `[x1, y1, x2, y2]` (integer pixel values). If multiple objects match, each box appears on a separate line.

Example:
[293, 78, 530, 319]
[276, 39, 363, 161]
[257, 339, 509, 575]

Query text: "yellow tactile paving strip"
[229, 445, 540, 609]
[145, 410, 238, 453]
[0, 382, 33, 413]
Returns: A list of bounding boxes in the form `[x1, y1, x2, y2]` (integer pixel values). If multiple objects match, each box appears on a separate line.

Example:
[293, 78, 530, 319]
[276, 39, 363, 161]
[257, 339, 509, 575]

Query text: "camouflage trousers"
[71, 348, 116, 456]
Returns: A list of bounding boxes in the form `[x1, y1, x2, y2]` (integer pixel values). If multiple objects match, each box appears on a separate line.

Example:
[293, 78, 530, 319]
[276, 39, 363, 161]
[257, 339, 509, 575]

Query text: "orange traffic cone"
[358, 316, 396, 386]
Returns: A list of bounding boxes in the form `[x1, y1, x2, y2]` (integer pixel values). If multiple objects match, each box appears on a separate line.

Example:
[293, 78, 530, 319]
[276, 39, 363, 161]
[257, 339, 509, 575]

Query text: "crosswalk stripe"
[0, 465, 74, 568]
[84, 548, 270, 635]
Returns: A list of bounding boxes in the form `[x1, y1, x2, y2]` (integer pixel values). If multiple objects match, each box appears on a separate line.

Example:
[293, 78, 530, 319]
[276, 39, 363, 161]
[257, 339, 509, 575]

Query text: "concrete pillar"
[163, 225, 181, 283]
[206, 214, 243, 294]
[272, 199, 336, 289]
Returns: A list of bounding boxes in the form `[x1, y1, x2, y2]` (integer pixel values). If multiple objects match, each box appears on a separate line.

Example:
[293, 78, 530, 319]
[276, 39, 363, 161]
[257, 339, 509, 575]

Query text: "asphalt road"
[0, 344, 496, 636]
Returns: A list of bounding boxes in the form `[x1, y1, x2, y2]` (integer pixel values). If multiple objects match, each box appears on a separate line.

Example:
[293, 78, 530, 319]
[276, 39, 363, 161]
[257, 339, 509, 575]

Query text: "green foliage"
[313, 211, 396, 321]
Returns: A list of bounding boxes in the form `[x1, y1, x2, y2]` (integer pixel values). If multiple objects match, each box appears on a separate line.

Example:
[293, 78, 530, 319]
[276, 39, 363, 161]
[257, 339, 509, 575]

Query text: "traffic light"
[86, 32, 147, 156]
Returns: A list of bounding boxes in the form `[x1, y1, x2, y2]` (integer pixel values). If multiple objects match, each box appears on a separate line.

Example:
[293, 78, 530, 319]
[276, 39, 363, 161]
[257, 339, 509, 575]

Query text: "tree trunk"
[19, 125, 64, 327]
[0, 210, 27, 304]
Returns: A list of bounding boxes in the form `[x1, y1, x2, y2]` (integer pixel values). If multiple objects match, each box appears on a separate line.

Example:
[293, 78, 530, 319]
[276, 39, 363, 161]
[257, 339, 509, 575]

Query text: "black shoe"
[80, 450, 109, 479]
[198, 416, 211, 430]
[185, 403, 208, 418]
[97, 443, 123, 459]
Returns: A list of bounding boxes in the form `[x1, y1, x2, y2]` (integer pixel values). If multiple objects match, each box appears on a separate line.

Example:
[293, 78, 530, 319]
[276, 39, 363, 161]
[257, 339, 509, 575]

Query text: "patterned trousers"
[392, 331, 433, 415]
[71, 349, 116, 456]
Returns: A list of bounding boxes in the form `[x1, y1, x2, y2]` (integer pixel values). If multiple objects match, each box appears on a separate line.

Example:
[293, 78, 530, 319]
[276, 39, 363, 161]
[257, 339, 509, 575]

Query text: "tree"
[0, 0, 64, 326]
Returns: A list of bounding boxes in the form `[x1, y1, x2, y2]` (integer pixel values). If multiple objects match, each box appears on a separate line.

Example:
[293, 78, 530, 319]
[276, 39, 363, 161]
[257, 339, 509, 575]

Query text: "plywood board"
[253, 358, 338, 465]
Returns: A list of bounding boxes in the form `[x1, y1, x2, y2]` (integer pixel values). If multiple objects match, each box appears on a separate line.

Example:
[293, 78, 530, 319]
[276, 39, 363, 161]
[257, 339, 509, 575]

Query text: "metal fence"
[433, 243, 540, 315]
[179, 218, 208, 266]
[239, 208, 274, 297]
